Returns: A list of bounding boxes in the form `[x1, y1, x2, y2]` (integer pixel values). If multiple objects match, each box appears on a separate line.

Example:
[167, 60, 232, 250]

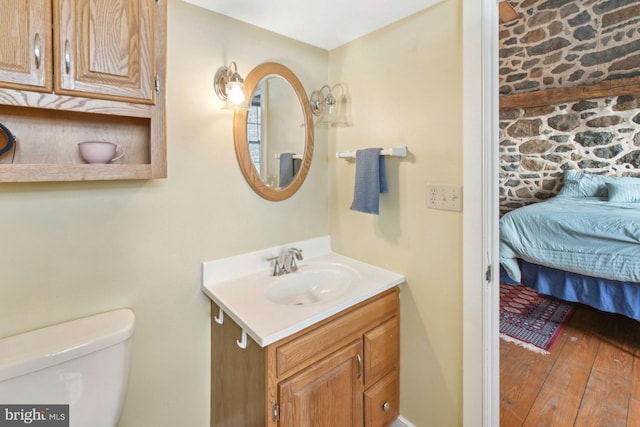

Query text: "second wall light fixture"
[309, 84, 349, 127]
[214, 61, 247, 109]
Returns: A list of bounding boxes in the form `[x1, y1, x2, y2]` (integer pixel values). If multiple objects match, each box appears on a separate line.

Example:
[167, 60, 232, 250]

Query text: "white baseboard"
[392, 415, 416, 427]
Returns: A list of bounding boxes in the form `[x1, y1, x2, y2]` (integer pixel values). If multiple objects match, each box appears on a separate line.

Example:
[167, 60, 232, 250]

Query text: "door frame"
[462, 0, 499, 426]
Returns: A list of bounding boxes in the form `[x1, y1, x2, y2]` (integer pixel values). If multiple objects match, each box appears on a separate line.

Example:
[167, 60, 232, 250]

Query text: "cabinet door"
[0, 0, 52, 91]
[278, 340, 364, 427]
[54, 0, 155, 103]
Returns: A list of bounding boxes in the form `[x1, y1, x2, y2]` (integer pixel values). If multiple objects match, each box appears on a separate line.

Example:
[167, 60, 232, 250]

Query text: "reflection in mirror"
[233, 62, 313, 202]
[247, 76, 305, 188]
[247, 91, 262, 172]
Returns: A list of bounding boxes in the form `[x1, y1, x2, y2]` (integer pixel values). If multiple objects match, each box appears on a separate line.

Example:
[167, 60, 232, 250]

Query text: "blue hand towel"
[293, 157, 301, 176]
[279, 153, 295, 188]
[350, 148, 388, 214]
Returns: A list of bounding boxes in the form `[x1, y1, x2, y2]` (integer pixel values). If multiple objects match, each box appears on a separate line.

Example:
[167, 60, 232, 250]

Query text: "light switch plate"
[426, 184, 462, 212]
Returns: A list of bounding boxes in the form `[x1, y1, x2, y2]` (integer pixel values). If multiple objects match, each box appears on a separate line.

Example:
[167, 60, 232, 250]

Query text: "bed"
[499, 171, 640, 320]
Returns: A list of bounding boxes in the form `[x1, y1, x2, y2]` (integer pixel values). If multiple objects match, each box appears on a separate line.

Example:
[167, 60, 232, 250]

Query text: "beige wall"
[0, 1, 328, 426]
[328, 1, 463, 425]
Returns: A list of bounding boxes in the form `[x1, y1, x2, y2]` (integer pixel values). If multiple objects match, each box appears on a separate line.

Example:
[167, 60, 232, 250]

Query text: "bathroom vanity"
[211, 287, 399, 427]
[201, 237, 404, 427]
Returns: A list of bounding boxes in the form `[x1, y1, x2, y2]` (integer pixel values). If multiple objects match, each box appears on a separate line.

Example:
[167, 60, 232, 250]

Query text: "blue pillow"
[557, 170, 612, 198]
[606, 181, 640, 203]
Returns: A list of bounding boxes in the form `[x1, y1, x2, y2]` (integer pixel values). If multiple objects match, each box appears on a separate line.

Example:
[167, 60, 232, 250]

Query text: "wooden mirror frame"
[233, 62, 314, 201]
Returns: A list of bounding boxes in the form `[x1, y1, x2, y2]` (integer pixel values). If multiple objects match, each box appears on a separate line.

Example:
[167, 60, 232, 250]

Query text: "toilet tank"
[0, 309, 135, 427]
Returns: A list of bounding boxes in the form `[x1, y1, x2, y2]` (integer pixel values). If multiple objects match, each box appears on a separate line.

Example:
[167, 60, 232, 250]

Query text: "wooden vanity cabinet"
[0, 0, 166, 182]
[210, 287, 400, 427]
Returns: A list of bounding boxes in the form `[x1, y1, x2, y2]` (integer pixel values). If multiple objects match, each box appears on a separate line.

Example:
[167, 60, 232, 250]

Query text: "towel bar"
[275, 153, 303, 159]
[336, 146, 408, 159]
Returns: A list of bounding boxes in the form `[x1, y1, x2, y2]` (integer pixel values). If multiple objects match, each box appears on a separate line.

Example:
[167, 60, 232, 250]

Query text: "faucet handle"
[266, 255, 286, 276]
[286, 248, 303, 272]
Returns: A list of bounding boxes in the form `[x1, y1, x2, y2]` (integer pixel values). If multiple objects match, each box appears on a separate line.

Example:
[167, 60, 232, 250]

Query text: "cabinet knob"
[382, 401, 390, 412]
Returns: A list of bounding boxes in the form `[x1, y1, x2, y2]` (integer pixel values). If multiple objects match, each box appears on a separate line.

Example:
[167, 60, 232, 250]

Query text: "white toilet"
[0, 308, 135, 427]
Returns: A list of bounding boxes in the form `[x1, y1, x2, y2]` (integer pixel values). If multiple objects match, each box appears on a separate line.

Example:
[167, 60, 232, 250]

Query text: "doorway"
[461, 0, 500, 426]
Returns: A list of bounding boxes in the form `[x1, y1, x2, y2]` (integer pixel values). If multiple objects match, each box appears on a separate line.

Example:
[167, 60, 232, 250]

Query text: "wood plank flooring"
[500, 304, 640, 427]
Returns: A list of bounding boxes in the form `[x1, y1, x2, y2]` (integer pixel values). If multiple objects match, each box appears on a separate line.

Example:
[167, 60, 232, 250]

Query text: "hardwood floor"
[500, 303, 640, 426]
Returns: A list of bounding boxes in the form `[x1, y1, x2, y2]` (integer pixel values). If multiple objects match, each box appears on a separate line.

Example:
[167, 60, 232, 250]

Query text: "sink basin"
[202, 243, 406, 346]
[265, 263, 358, 306]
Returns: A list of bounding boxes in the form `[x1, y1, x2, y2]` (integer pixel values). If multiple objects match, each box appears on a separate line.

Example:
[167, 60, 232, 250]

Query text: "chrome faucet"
[285, 247, 304, 273]
[267, 248, 304, 276]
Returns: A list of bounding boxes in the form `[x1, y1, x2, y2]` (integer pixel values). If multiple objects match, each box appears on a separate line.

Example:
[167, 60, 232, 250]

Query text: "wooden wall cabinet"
[0, 0, 52, 92]
[211, 287, 400, 427]
[0, 0, 166, 182]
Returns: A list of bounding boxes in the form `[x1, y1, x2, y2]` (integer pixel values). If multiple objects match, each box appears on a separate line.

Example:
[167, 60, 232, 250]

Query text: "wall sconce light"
[214, 61, 247, 109]
[310, 84, 349, 127]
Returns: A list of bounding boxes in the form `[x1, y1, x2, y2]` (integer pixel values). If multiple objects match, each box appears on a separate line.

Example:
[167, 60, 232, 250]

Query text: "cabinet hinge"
[154, 75, 161, 95]
[155, 0, 160, 4]
[485, 264, 492, 282]
[272, 402, 280, 422]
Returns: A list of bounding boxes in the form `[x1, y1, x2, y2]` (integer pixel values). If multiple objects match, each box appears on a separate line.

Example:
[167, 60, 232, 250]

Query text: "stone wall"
[499, 0, 640, 212]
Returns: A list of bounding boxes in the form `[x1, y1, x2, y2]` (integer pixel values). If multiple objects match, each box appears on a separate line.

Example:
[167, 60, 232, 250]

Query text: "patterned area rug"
[500, 283, 575, 354]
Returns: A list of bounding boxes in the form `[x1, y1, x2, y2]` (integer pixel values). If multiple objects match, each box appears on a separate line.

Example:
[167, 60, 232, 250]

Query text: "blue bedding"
[500, 197, 640, 283]
[501, 261, 640, 320]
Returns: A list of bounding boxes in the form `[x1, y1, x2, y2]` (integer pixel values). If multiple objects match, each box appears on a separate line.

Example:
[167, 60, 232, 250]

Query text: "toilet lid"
[0, 123, 15, 156]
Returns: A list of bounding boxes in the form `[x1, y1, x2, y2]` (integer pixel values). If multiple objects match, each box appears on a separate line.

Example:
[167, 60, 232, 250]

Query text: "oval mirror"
[233, 63, 314, 201]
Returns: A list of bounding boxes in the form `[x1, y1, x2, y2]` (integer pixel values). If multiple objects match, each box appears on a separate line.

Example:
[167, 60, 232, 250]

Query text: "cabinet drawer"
[275, 289, 398, 378]
[364, 316, 399, 386]
[364, 370, 399, 427]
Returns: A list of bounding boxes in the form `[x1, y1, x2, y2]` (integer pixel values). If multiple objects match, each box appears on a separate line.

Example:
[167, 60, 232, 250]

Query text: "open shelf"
[0, 105, 162, 182]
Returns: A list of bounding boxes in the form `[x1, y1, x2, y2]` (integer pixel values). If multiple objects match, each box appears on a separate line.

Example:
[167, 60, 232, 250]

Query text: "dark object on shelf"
[0, 122, 15, 157]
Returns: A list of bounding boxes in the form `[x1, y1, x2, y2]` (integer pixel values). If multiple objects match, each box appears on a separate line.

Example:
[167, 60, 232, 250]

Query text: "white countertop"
[201, 236, 405, 347]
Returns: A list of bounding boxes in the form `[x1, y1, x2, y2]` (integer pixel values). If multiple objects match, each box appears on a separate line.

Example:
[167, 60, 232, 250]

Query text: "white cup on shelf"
[78, 141, 125, 164]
